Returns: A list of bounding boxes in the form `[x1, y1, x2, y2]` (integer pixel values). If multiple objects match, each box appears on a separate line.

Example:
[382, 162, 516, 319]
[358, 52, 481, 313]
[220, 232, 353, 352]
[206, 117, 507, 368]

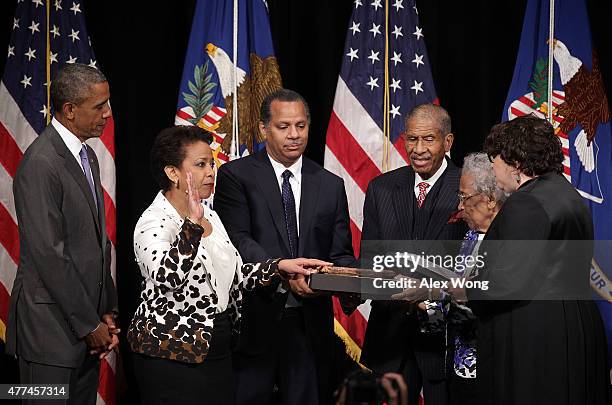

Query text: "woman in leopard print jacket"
[127, 126, 327, 405]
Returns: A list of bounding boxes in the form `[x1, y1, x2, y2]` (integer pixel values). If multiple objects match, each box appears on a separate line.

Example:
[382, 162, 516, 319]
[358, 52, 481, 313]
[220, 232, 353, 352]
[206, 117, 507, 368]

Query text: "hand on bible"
[277, 258, 332, 278]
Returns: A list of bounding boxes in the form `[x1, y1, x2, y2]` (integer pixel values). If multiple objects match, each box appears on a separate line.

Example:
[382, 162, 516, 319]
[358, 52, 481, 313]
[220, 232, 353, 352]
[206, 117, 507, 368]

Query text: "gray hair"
[405, 103, 451, 135]
[462, 152, 507, 203]
[51, 63, 107, 111]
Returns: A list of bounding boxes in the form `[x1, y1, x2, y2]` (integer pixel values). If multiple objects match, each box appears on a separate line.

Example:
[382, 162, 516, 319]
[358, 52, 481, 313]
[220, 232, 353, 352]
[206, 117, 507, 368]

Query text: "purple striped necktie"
[79, 144, 98, 211]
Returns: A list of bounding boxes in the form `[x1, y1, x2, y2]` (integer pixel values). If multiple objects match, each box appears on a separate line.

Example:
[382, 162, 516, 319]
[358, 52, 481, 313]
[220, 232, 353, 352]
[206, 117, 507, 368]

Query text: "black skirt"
[133, 310, 233, 405]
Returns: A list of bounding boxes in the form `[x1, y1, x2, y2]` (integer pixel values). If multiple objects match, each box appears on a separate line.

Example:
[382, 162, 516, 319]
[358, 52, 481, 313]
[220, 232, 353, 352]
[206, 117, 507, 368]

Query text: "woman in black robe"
[465, 115, 609, 405]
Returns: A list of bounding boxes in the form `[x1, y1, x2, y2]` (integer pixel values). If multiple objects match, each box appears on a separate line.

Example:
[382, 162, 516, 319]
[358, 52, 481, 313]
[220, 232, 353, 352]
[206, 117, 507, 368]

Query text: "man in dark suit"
[214, 89, 355, 405]
[6, 64, 118, 405]
[359, 104, 467, 405]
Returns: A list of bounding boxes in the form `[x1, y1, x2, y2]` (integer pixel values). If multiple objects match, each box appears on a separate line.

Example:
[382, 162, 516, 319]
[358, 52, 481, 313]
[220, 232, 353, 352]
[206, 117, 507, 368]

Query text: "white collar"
[267, 154, 302, 183]
[415, 157, 448, 188]
[52, 117, 85, 160]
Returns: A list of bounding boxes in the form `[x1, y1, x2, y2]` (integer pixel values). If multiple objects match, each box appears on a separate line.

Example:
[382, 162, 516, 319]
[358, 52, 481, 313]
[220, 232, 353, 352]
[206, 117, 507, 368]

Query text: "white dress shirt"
[268, 154, 302, 235]
[52, 117, 93, 179]
[413, 157, 448, 199]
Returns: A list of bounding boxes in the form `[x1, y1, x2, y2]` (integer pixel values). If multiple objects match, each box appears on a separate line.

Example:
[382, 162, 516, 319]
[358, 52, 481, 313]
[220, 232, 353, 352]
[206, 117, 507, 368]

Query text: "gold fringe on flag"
[334, 318, 370, 371]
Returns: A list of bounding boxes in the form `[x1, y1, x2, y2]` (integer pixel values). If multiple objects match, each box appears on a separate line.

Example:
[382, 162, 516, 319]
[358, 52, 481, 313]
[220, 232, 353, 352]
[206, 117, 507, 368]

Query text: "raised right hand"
[186, 171, 204, 223]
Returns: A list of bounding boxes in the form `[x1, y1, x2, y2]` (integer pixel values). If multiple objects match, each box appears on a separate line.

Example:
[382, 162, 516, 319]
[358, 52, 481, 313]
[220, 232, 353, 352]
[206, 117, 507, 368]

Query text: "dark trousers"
[133, 311, 232, 405]
[233, 308, 320, 405]
[449, 375, 478, 405]
[399, 335, 449, 405]
[18, 355, 99, 405]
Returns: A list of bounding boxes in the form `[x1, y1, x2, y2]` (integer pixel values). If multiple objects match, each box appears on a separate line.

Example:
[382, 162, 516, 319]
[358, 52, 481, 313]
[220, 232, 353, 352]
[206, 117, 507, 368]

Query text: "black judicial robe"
[468, 172, 609, 405]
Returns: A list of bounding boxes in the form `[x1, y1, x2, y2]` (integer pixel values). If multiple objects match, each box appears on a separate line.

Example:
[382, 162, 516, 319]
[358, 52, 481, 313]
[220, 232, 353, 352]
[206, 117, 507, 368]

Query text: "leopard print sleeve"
[134, 216, 204, 292]
[240, 258, 281, 291]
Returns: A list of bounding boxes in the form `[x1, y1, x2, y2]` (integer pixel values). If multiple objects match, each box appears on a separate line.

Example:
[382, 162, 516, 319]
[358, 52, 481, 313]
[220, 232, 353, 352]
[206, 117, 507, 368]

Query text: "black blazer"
[213, 149, 355, 354]
[6, 125, 116, 368]
[359, 159, 466, 376]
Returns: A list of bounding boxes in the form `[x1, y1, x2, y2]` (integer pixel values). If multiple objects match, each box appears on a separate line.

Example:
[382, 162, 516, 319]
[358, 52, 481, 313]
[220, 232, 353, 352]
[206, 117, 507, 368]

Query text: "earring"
[515, 174, 521, 184]
[174, 179, 179, 188]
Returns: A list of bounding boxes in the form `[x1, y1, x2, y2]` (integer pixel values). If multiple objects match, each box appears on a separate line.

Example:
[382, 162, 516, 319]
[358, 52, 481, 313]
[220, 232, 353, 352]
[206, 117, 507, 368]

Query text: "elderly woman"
[466, 116, 609, 404]
[127, 126, 328, 405]
[449, 152, 505, 405]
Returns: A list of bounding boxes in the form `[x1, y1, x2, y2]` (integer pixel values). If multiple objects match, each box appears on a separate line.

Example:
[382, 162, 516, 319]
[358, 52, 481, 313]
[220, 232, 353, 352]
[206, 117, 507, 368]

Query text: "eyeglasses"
[457, 192, 480, 204]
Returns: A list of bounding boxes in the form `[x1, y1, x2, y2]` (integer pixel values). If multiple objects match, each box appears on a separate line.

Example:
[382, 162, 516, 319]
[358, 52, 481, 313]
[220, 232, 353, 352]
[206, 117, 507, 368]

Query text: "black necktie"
[281, 170, 298, 258]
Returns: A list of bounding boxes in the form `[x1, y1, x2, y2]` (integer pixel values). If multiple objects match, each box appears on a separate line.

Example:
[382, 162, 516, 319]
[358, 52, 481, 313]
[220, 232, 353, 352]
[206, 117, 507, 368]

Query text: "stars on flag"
[390, 104, 401, 118]
[33, 0, 44, 8]
[51, 25, 61, 38]
[66, 55, 78, 64]
[390, 78, 401, 92]
[392, 25, 403, 39]
[69, 29, 80, 42]
[366, 76, 379, 90]
[50, 52, 58, 63]
[347, 47, 359, 61]
[391, 51, 402, 65]
[13, 18, 19, 30]
[7, 45, 15, 58]
[28, 20, 40, 35]
[413, 26, 424, 40]
[338, 0, 435, 137]
[40, 104, 48, 118]
[370, 23, 381, 38]
[411, 80, 424, 94]
[412, 53, 424, 68]
[24, 47, 36, 61]
[88, 59, 97, 68]
[368, 50, 380, 64]
[20, 75, 32, 88]
[70, 2, 82, 15]
[55, 0, 63, 11]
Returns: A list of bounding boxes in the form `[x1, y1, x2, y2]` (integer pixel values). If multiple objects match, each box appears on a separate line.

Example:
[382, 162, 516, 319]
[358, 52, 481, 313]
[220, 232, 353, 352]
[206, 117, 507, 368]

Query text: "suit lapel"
[49, 129, 102, 237]
[252, 152, 291, 255]
[298, 160, 320, 257]
[393, 167, 415, 239]
[423, 160, 460, 240]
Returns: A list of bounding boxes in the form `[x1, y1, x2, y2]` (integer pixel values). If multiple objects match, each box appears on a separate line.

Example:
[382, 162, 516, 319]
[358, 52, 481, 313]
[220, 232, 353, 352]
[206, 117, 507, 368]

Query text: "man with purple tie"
[7, 63, 118, 405]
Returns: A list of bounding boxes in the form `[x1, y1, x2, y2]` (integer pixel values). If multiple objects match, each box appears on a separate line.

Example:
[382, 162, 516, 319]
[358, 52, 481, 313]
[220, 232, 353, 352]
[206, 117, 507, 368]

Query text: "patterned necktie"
[416, 181, 430, 208]
[79, 144, 98, 211]
[281, 170, 298, 258]
[457, 229, 480, 276]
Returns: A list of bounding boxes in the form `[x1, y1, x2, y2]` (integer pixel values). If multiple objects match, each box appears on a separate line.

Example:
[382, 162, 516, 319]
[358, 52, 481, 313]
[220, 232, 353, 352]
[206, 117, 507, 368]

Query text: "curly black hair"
[150, 125, 214, 191]
[483, 115, 563, 176]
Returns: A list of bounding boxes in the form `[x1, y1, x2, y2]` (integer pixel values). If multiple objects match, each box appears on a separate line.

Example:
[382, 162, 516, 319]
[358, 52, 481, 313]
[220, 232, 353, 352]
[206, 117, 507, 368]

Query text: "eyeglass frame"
[457, 192, 481, 204]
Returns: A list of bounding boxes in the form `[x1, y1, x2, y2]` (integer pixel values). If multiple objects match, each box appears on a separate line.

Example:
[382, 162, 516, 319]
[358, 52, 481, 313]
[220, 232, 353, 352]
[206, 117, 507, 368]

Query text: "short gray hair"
[51, 63, 107, 111]
[405, 103, 451, 135]
[462, 152, 507, 203]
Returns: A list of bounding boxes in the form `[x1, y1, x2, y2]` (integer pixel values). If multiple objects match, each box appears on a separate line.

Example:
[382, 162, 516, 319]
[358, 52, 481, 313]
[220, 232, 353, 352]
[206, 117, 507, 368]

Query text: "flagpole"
[547, 0, 555, 124]
[45, 0, 51, 125]
[382, 0, 390, 173]
[231, 0, 239, 159]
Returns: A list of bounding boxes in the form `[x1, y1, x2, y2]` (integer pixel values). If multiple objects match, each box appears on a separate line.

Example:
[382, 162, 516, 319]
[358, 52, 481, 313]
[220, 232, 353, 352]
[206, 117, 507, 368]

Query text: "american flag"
[324, 0, 437, 366]
[0, 1, 117, 404]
